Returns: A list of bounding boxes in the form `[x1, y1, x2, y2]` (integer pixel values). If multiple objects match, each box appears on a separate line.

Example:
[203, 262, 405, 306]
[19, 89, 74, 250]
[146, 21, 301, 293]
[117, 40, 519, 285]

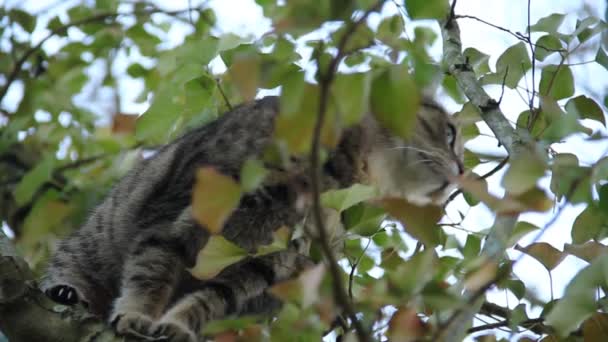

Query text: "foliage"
[0, 0, 607, 341]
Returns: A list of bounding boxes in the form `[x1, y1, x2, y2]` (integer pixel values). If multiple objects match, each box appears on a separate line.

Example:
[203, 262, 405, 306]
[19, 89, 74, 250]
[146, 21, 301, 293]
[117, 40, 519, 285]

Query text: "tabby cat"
[43, 96, 464, 342]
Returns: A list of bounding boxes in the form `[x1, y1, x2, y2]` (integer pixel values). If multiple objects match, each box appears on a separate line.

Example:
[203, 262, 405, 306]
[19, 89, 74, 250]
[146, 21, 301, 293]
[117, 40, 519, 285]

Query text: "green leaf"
[481, 42, 531, 89]
[405, 0, 449, 20]
[126, 24, 161, 56]
[342, 203, 386, 236]
[571, 205, 606, 244]
[136, 65, 208, 142]
[535, 35, 562, 61]
[332, 73, 371, 126]
[9, 9, 37, 33]
[377, 15, 405, 48]
[596, 48, 608, 72]
[565, 95, 605, 127]
[530, 13, 566, 33]
[321, 183, 378, 212]
[192, 167, 243, 234]
[515, 242, 565, 271]
[546, 254, 608, 336]
[539, 65, 574, 100]
[240, 159, 268, 192]
[370, 65, 420, 139]
[463, 47, 491, 75]
[463, 150, 480, 169]
[508, 221, 539, 247]
[14, 155, 55, 206]
[189, 236, 248, 280]
[462, 234, 481, 259]
[501, 152, 547, 195]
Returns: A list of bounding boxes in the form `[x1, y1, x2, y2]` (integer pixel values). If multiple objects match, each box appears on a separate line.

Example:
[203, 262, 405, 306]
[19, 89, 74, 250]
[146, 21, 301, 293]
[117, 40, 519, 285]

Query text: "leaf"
[228, 53, 260, 101]
[535, 35, 562, 61]
[275, 83, 321, 154]
[111, 113, 138, 135]
[501, 152, 547, 195]
[582, 313, 608, 342]
[321, 184, 378, 212]
[564, 242, 608, 263]
[377, 15, 406, 48]
[14, 155, 55, 206]
[458, 177, 550, 215]
[269, 264, 325, 308]
[462, 234, 481, 259]
[405, 0, 449, 20]
[539, 65, 574, 100]
[571, 205, 605, 244]
[546, 254, 608, 336]
[332, 73, 371, 126]
[596, 48, 608, 72]
[565, 95, 605, 127]
[9, 9, 37, 33]
[508, 221, 539, 247]
[255, 226, 291, 256]
[380, 198, 442, 246]
[482, 42, 531, 89]
[370, 66, 420, 139]
[463, 48, 491, 75]
[388, 307, 429, 341]
[530, 13, 566, 33]
[515, 242, 566, 271]
[464, 261, 498, 292]
[342, 203, 386, 236]
[192, 167, 242, 234]
[189, 236, 248, 280]
[240, 159, 268, 192]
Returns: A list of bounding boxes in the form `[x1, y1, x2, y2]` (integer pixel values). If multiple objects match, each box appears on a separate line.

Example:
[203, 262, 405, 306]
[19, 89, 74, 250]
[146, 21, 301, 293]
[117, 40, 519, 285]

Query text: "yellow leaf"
[192, 167, 242, 234]
[228, 54, 260, 101]
[379, 198, 442, 246]
[269, 263, 325, 308]
[255, 226, 291, 256]
[388, 307, 430, 341]
[189, 235, 248, 280]
[464, 261, 498, 292]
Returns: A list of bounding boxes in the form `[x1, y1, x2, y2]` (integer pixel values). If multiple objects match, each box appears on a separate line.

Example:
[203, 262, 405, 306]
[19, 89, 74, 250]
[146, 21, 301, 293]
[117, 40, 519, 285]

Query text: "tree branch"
[308, 1, 385, 341]
[0, 231, 126, 341]
[435, 4, 540, 340]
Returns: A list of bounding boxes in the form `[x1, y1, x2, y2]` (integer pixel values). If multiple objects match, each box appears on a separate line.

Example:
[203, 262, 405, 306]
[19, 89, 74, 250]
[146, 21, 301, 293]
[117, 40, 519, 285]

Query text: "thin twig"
[309, 2, 385, 341]
[445, 156, 509, 204]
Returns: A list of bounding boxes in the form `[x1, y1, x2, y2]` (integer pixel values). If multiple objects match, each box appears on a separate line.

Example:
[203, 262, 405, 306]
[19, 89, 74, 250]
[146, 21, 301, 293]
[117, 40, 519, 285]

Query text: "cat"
[42, 95, 464, 342]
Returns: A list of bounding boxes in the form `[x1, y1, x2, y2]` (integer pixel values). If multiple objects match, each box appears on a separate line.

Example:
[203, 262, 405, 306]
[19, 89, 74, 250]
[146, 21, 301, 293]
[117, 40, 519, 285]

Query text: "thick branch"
[0, 232, 125, 342]
[435, 6, 540, 341]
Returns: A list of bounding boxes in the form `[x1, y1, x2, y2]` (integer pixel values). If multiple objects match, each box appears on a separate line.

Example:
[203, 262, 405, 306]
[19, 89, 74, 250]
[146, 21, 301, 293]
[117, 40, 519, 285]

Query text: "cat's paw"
[110, 312, 156, 340]
[45, 284, 79, 305]
[149, 320, 198, 342]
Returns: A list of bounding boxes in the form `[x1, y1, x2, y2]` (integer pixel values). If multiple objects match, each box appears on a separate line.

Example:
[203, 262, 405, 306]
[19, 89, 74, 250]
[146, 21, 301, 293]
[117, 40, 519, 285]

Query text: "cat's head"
[365, 99, 464, 205]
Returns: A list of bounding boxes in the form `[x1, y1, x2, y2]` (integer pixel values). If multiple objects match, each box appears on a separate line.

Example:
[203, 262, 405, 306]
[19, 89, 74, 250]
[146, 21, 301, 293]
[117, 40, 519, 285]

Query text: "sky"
[3, 0, 608, 340]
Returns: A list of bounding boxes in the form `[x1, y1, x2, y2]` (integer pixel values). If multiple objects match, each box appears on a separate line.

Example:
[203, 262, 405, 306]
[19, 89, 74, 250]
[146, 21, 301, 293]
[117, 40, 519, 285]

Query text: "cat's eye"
[446, 123, 456, 147]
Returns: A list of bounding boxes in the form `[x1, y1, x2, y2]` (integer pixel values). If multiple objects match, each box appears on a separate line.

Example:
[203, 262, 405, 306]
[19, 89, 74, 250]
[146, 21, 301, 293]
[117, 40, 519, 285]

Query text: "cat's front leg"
[111, 207, 207, 341]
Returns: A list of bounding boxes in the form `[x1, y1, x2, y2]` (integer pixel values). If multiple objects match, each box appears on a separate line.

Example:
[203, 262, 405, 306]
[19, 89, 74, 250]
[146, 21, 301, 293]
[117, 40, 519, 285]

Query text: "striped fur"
[43, 96, 463, 341]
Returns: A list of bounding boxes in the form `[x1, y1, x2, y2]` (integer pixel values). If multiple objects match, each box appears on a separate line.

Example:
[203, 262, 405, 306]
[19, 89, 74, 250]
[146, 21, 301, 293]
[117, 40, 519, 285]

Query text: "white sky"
[4, 0, 608, 340]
